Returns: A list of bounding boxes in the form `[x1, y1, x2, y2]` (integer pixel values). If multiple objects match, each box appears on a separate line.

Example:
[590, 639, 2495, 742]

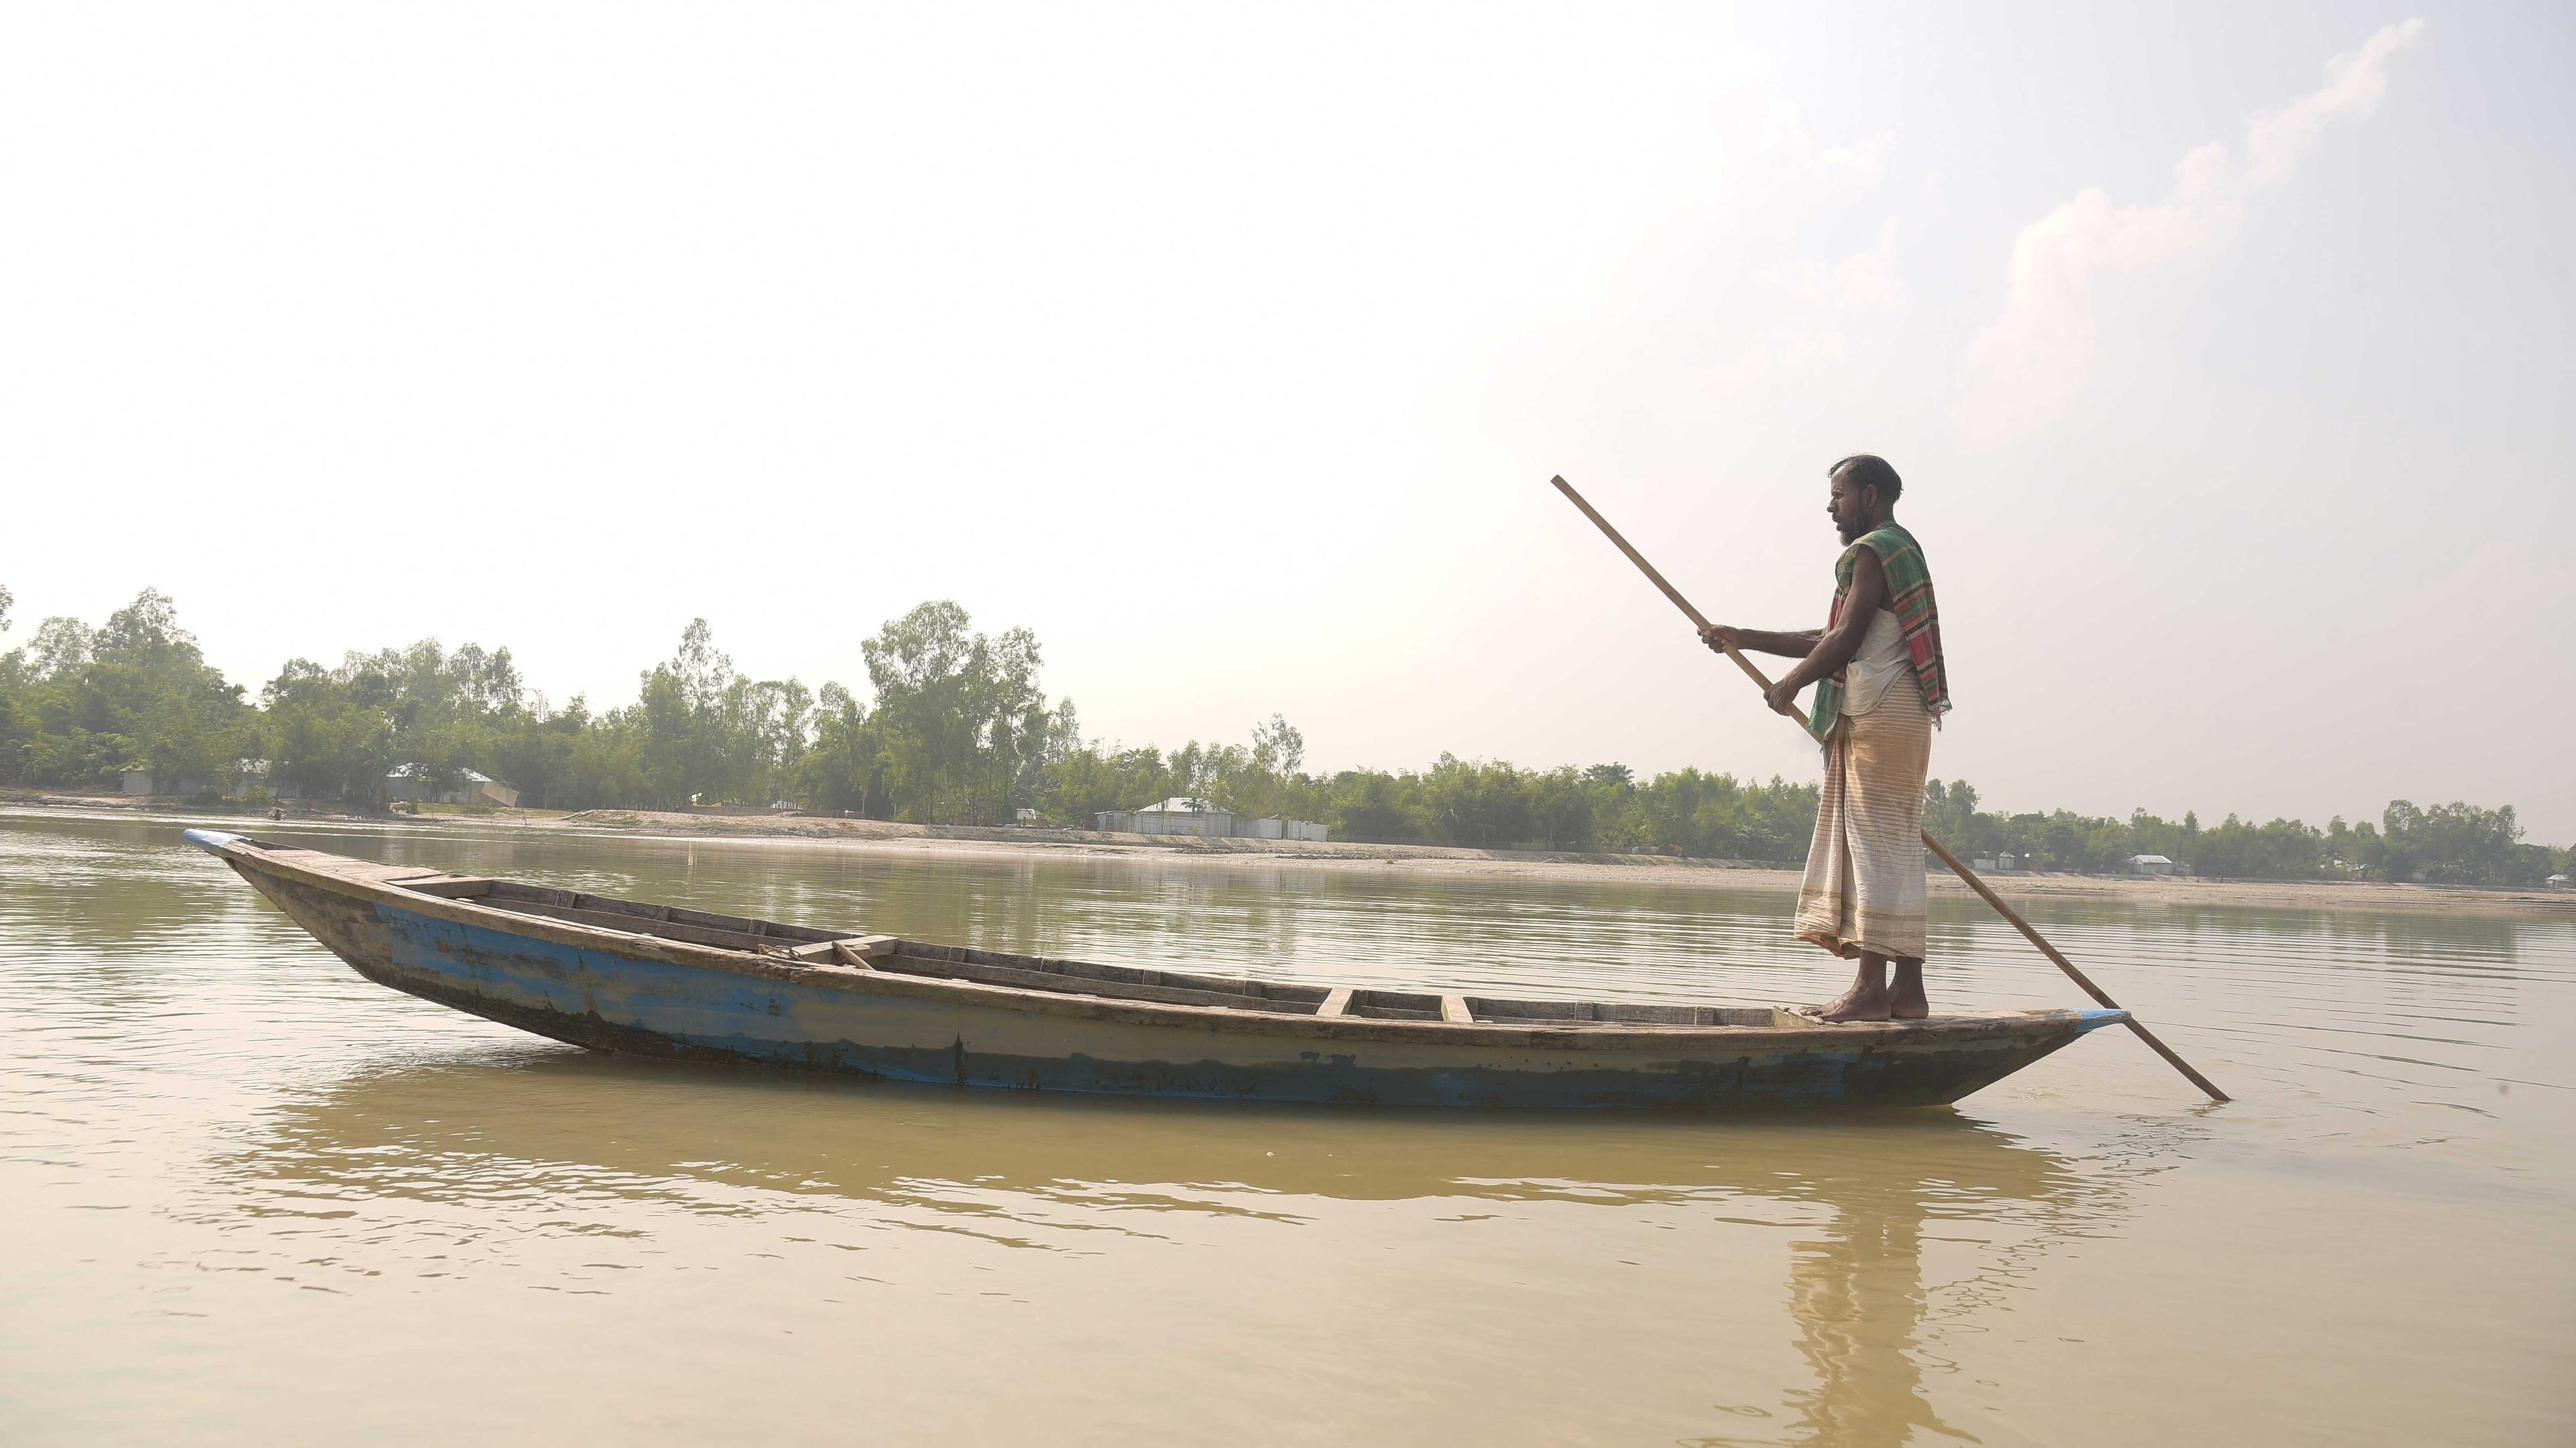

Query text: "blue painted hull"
[193, 830, 2127, 1111]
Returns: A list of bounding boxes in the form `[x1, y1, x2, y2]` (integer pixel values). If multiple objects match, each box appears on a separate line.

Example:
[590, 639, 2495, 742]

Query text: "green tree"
[1326, 769, 1430, 843]
[859, 602, 1048, 824]
[262, 659, 396, 803]
[2381, 799, 2533, 886]
[800, 682, 882, 816]
[2186, 815, 2326, 881]
[0, 590, 254, 793]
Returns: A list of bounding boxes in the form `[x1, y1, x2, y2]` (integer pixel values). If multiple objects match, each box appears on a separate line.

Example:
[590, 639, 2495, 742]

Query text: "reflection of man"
[1702, 455, 1950, 1021]
[1784, 1197, 1947, 1447]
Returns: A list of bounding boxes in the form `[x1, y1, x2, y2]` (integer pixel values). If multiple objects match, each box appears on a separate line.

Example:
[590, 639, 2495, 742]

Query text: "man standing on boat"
[1701, 455, 1951, 1021]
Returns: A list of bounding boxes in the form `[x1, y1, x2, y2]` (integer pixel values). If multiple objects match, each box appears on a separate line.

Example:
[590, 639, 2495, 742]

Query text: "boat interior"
[387, 871, 1796, 1029]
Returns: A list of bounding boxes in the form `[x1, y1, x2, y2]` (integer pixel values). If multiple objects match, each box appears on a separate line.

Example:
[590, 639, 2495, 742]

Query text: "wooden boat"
[184, 830, 2129, 1111]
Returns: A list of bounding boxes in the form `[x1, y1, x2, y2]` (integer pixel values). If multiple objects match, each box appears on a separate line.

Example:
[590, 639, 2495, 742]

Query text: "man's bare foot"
[1797, 954, 1895, 1022]
[1796, 982, 1892, 1022]
[1888, 960, 1929, 1020]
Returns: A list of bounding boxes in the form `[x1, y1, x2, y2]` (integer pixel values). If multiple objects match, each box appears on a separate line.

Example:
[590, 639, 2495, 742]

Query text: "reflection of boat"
[240, 1054, 2121, 1448]
[244, 1050, 2099, 1209]
[186, 830, 2128, 1110]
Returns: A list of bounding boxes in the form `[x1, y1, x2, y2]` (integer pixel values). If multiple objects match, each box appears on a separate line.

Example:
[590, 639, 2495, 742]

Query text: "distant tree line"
[1921, 783, 2562, 887]
[1, 587, 2568, 887]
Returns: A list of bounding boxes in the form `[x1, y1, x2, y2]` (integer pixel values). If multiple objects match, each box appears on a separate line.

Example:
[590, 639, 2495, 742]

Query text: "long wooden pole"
[1550, 474, 2229, 1102]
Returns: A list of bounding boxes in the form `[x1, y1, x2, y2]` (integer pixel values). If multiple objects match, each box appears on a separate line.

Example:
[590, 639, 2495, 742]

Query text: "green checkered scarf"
[1808, 521, 1950, 739]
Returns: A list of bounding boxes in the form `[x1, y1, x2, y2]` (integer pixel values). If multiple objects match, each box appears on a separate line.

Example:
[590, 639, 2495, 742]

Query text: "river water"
[2, 808, 2568, 1445]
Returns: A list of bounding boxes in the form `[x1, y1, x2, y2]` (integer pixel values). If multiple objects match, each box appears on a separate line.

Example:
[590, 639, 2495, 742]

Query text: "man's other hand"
[1763, 678, 1803, 718]
[1699, 624, 1745, 654]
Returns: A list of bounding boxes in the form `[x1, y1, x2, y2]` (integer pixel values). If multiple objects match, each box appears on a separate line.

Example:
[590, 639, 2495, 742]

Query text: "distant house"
[1095, 797, 1327, 842]
[2129, 854, 2177, 876]
[2550, 874, 2572, 891]
[1100, 797, 1235, 838]
[1996, 852, 2023, 872]
[384, 763, 521, 808]
[120, 763, 221, 793]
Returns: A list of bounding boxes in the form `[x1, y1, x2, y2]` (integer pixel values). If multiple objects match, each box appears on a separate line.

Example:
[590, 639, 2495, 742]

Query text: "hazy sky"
[5, 4, 2570, 837]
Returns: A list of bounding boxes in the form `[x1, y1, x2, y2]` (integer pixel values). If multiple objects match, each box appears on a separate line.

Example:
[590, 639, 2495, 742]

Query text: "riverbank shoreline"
[16, 795, 2568, 922]
[557, 811, 2576, 920]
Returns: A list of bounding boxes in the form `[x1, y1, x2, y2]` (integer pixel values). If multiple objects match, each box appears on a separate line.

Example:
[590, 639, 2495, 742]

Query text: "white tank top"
[1839, 608, 1915, 717]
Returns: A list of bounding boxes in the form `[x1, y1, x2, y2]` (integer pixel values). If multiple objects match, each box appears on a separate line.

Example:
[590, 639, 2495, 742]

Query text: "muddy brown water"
[3, 809, 2568, 1445]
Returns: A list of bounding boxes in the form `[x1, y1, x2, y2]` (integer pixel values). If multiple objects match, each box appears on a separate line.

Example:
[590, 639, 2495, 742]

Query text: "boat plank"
[484, 898, 783, 954]
[402, 877, 497, 899]
[830, 938, 899, 970]
[891, 956, 1316, 1014]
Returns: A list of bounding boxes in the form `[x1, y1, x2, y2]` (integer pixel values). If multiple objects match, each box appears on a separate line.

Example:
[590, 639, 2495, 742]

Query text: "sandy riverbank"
[466, 805, 2576, 922]
[9, 793, 2568, 922]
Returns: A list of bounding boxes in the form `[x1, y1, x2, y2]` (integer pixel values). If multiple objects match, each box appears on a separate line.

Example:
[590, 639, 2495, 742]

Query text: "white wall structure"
[1095, 798, 1327, 842]
[385, 764, 521, 808]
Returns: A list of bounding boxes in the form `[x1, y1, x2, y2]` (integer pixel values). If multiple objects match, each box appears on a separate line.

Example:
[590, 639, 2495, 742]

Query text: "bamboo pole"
[1550, 474, 2229, 1103]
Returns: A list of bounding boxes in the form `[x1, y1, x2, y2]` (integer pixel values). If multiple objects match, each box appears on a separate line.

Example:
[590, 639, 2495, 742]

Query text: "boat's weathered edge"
[183, 828, 2130, 1052]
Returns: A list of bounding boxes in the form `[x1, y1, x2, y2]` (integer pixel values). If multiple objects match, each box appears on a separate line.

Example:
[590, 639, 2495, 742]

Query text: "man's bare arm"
[1758, 550, 1887, 718]
[1699, 625, 1821, 659]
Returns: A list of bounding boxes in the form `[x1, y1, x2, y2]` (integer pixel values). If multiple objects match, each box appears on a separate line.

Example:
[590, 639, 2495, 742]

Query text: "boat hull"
[208, 834, 2124, 1111]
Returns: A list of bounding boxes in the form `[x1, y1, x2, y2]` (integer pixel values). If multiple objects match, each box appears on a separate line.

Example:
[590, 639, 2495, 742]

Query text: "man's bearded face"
[1827, 471, 1871, 544]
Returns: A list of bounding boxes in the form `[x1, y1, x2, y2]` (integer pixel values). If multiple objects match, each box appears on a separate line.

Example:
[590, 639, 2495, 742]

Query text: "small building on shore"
[2550, 873, 2571, 891]
[1095, 797, 1326, 842]
[2129, 854, 2177, 876]
[121, 763, 195, 793]
[122, 759, 267, 799]
[1101, 797, 1236, 838]
[384, 764, 521, 808]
